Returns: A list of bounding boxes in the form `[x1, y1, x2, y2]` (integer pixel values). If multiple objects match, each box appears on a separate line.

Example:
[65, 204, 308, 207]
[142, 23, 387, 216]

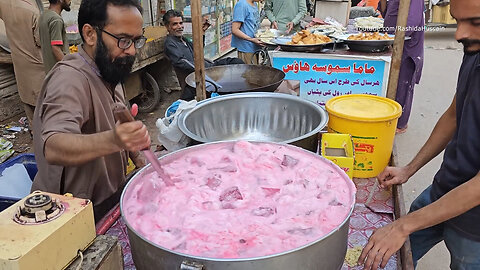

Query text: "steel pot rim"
[185, 64, 286, 92]
[177, 92, 329, 144]
[120, 140, 355, 262]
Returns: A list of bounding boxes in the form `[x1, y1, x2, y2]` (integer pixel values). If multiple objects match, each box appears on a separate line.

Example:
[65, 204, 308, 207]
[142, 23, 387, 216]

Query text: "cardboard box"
[315, 0, 351, 26]
[321, 133, 355, 179]
[432, 4, 456, 25]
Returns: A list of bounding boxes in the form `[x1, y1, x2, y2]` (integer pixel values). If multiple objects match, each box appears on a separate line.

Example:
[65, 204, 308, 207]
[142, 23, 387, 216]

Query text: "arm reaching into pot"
[359, 96, 459, 269]
[44, 105, 150, 166]
[377, 96, 457, 189]
[359, 173, 480, 270]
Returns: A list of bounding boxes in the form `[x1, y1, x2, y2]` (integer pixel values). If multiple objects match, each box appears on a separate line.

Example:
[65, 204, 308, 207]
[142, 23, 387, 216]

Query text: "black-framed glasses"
[98, 28, 147, 49]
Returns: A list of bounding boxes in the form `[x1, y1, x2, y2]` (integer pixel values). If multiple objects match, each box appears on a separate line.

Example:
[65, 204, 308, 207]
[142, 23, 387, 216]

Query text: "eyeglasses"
[98, 28, 147, 49]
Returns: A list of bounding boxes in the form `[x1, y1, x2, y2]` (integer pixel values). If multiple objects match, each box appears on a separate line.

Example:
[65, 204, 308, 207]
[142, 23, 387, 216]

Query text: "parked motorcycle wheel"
[131, 72, 161, 113]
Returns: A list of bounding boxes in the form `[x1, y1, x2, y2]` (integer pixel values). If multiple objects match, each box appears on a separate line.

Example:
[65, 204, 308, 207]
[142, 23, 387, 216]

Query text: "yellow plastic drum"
[325, 94, 402, 178]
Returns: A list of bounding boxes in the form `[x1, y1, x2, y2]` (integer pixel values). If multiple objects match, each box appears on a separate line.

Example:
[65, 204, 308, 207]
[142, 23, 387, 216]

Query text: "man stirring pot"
[32, 0, 151, 221]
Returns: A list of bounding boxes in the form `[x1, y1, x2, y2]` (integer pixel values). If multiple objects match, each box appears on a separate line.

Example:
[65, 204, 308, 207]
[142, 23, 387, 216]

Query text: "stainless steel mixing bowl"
[177, 93, 328, 152]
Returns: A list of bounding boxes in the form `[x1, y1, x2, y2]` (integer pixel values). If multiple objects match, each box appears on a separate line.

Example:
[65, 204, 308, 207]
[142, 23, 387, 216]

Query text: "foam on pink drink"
[123, 141, 355, 259]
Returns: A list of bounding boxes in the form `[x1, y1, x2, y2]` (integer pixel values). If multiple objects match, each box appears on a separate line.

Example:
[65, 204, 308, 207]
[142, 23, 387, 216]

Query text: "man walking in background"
[380, 0, 424, 134]
[0, 0, 45, 124]
[39, 0, 71, 73]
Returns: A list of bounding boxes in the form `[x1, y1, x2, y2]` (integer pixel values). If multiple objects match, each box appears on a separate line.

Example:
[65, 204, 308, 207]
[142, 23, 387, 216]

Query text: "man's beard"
[94, 38, 135, 86]
[175, 28, 184, 36]
[61, 0, 71, 11]
[458, 38, 480, 55]
[169, 27, 183, 37]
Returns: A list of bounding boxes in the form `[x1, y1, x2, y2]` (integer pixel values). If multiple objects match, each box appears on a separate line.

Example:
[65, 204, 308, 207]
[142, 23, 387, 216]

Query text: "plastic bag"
[0, 137, 14, 164]
[156, 99, 197, 151]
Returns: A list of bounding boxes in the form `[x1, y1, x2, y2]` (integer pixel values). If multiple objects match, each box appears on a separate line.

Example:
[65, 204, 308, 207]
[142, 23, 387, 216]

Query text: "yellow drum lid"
[325, 94, 402, 122]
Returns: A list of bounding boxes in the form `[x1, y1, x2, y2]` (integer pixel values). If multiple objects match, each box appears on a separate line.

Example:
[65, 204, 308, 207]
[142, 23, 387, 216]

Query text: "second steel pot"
[177, 93, 328, 152]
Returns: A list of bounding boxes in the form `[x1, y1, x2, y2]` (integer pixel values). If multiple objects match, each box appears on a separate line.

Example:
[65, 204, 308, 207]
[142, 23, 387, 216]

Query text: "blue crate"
[0, 153, 37, 212]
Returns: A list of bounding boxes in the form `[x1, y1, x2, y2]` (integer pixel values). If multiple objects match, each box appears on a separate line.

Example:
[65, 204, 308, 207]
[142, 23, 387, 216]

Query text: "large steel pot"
[178, 93, 328, 152]
[185, 64, 285, 94]
[120, 141, 355, 270]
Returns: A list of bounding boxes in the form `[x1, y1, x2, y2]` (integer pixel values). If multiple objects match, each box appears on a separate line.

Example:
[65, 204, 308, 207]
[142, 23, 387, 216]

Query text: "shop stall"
[427, 0, 457, 25]
[166, 0, 238, 59]
[258, 14, 396, 107]
[271, 49, 391, 106]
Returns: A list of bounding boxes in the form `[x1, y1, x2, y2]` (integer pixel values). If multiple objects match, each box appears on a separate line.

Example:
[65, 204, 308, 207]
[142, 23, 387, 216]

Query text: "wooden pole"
[386, 2, 415, 269]
[390, 145, 415, 270]
[191, 0, 207, 101]
[386, 0, 412, 100]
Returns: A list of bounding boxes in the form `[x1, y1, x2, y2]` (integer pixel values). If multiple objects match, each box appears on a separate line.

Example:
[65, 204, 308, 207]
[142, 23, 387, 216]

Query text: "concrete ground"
[394, 28, 463, 269]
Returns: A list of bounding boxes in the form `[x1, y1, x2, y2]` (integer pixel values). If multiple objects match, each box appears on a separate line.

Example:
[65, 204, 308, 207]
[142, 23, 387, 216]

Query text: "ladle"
[113, 103, 174, 186]
[182, 59, 223, 90]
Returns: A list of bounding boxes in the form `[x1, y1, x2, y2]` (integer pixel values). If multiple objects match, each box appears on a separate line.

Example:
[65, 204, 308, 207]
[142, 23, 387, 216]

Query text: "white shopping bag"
[156, 100, 197, 151]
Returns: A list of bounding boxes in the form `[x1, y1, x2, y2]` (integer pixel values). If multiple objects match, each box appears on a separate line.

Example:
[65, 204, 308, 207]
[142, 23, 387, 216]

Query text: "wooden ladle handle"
[113, 103, 135, 123]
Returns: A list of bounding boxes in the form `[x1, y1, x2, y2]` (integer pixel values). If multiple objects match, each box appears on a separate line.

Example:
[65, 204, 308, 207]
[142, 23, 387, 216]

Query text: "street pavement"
[394, 28, 463, 269]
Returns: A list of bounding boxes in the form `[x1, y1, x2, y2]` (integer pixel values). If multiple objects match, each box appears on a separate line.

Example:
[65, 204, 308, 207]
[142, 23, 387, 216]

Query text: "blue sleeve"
[233, 2, 246, 23]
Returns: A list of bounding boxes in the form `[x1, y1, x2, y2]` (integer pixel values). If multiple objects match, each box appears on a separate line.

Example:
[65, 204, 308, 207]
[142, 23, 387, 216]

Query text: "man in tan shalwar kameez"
[32, 0, 150, 221]
[0, 0, 45, 123]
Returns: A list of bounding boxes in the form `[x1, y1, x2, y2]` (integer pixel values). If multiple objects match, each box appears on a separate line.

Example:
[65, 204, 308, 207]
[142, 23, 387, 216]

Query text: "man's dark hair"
[163, 9, 183, 26]
[49, 0, 60, 4]
[78, 0, 143, 41]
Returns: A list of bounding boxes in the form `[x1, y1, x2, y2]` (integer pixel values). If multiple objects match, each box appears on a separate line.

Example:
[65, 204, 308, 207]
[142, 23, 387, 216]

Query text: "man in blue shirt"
[231, 0, 263, 64]
[359, 0, 480, 269]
